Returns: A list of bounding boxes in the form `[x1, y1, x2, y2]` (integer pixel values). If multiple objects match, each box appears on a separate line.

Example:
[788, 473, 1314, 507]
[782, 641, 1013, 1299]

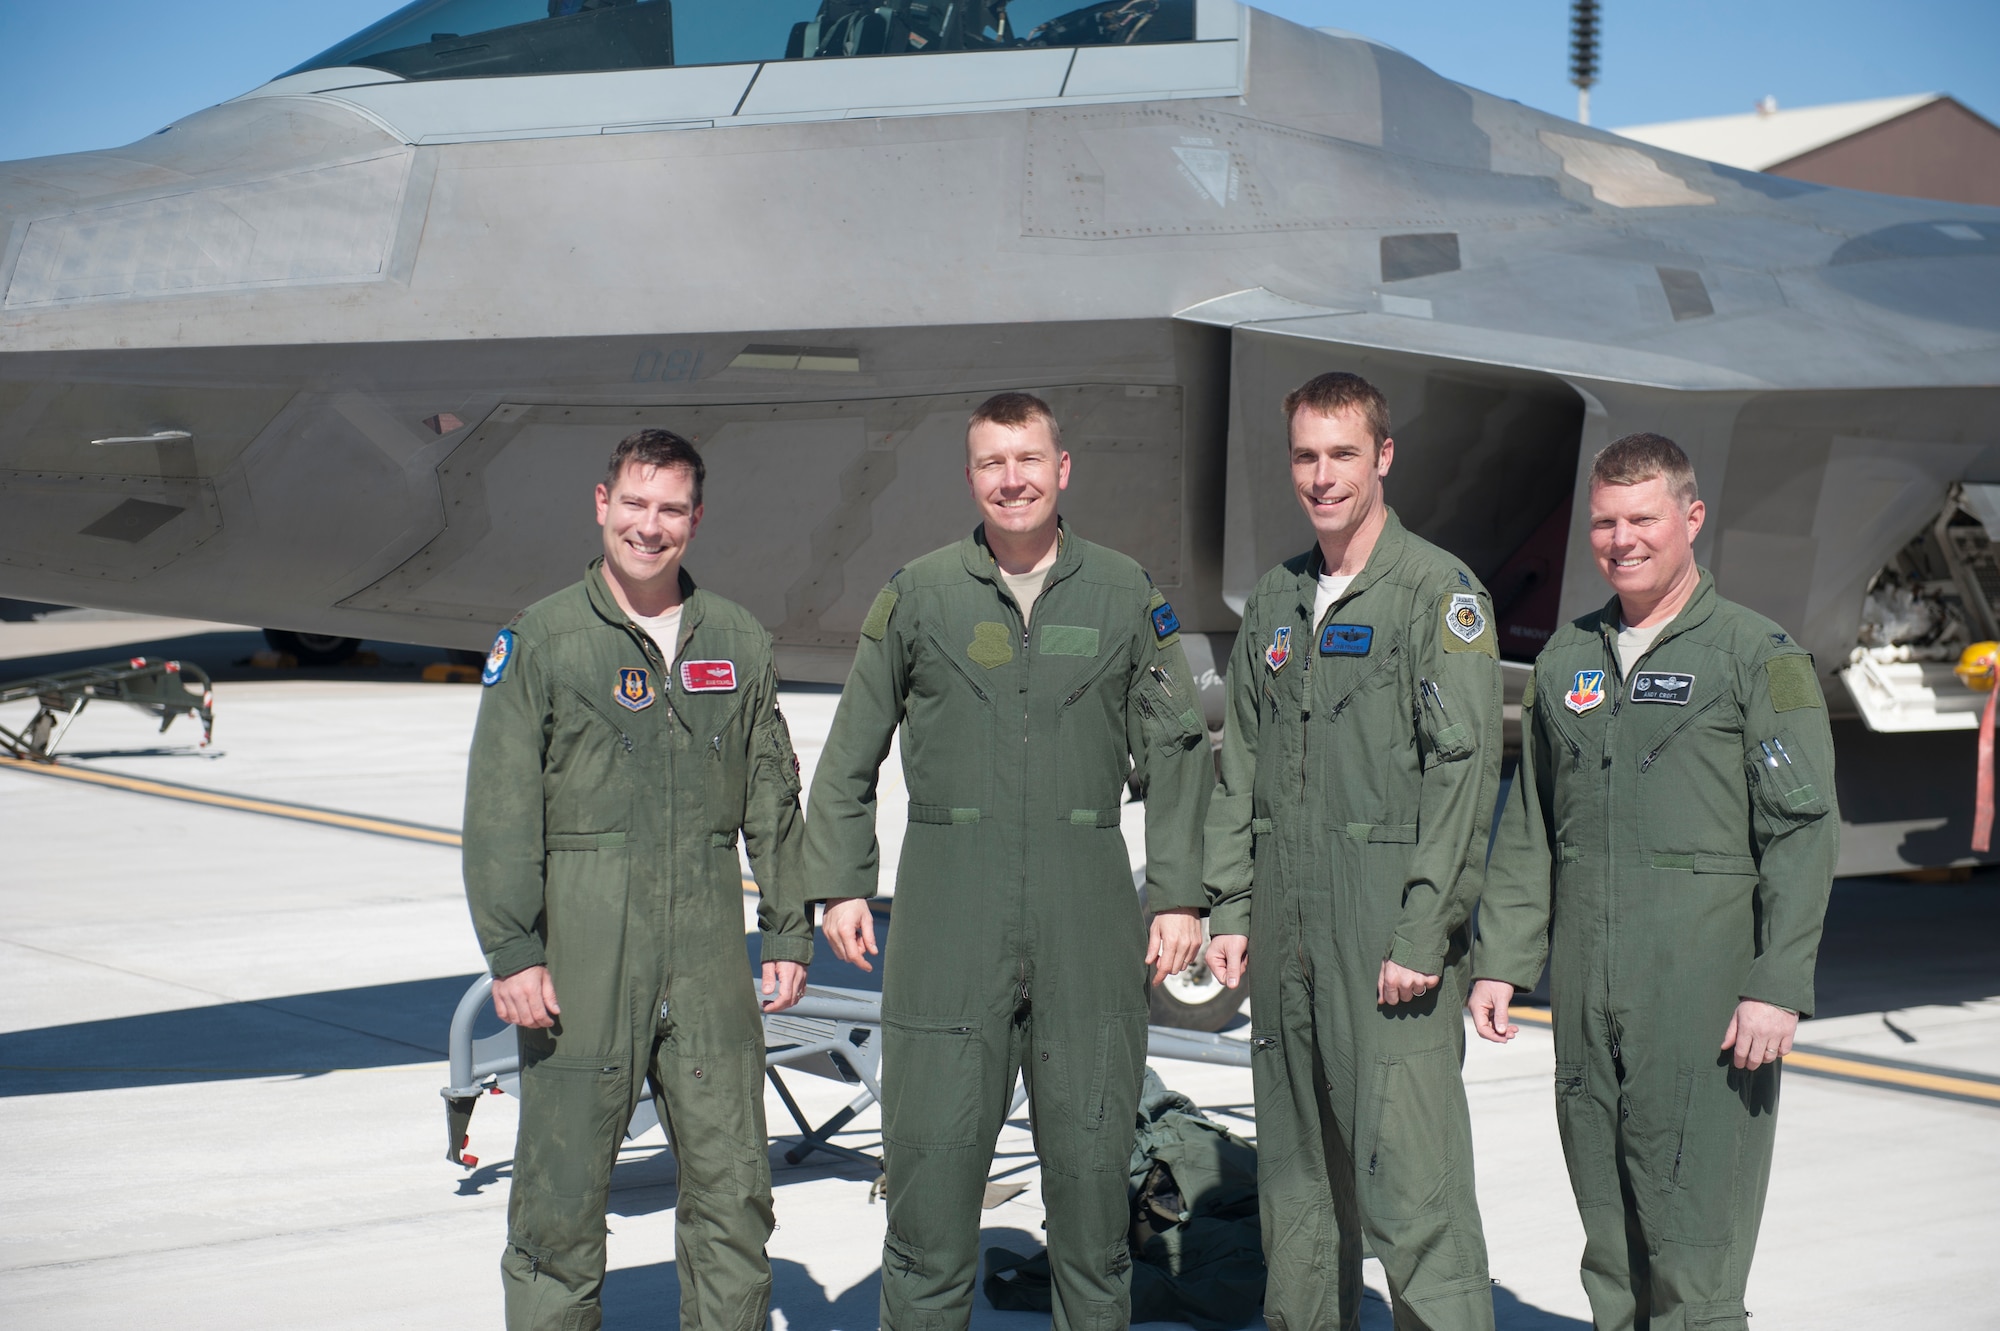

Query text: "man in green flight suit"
[463, 428, 813, 1331]
[1203, 372, 1503, 1331]
[1470, 433, 1839, 1331]
[805, 391, 1214, 1331]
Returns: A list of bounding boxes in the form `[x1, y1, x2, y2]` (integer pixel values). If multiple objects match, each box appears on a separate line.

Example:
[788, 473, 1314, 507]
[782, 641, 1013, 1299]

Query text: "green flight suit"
[463, 561, 812, 1331]
[804, 522, 1212, 1331]
[1476, 571, 1838, 1331]
[1206, 512, 1502, 1331]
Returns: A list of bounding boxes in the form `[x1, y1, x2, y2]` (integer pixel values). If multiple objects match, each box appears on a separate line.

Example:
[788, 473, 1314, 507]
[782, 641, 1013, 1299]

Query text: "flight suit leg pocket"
[660, 1033, 768, 1162]
[882, 1017, 984, 1150]
[1082, 1009, 1147, 1174]
[509, 1055, 630, 1259]
[1356, 1047, 1477, 1287]
[1661, 1065, 1748, 1247]
[1553, 1061, 1616, 1208]
[1357, 1048, 1460, 1221]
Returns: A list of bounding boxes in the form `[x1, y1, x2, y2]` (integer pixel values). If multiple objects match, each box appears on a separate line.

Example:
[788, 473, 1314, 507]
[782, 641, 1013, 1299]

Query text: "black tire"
[1137, 879, 1248, 1032]
[263, 629, 363, 666]
[24, 709, 57, 758]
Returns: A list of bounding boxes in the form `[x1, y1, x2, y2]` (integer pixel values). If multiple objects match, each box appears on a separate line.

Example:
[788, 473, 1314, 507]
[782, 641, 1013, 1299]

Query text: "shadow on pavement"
[1811, 873, 2000, 1019]
[0, 973, 480, 1096]
[606, 1256, 883, 1330]
[0, 629, 466, 684]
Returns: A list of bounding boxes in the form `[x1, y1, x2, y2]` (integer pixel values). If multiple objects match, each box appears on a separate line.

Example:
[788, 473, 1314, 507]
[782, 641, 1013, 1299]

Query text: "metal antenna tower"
[1571, 0, 1600, 125]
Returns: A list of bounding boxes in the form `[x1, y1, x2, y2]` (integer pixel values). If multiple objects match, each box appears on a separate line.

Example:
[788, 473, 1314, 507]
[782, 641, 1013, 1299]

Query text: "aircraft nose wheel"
[1137, 878, 1248, 1031]
[1149, 950, 1244, 1031]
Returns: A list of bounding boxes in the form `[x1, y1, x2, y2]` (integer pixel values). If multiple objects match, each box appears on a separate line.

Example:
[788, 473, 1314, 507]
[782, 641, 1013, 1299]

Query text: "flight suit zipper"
[559, 680, 636, 752]
[1062, 647, 1126, 709]
[925, 632, 991, 702]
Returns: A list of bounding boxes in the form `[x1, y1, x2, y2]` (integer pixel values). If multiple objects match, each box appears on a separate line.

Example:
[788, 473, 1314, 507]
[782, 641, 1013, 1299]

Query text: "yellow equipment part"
[1954, 641, 2000, 691]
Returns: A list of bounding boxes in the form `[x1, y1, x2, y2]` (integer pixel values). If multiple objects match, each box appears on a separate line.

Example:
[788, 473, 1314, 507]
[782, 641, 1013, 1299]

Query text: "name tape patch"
[1630, 671, 1695, 704]
[615, 666, 656, 711]
[680, 659, 739, 692]
[1319, 623, 1373, 656]
[482, 630, 515, 687]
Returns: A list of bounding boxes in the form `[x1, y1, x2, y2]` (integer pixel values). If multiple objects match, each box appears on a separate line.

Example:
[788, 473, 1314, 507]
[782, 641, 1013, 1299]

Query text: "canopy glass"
[286, 0, 1196, 81]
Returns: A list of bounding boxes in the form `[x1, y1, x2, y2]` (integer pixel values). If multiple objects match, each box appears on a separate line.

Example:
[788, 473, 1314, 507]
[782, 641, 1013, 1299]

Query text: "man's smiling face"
[595, 461, 701, 597]
[1589, 475, 1704, 609]
[967, 418, 1068, 542]
[1290, 404, 1392, 547]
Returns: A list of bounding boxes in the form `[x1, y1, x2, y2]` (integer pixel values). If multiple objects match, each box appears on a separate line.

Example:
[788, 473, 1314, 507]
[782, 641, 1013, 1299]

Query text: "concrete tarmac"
[2, 629, 1997, 1329]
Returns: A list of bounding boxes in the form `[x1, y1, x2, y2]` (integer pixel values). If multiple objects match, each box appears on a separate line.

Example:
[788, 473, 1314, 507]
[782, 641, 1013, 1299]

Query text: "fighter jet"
[2, 0, 1998, 878]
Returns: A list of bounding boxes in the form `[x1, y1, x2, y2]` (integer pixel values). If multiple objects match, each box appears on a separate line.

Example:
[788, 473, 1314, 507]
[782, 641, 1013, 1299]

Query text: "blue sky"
[0, 0, 1994, 162]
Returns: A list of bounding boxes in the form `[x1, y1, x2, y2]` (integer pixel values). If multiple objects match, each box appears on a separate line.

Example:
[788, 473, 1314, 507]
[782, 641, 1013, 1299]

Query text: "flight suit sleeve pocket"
[765, 706, 803, 800]
[1744, 728, 1829, 822]
[1417, 677, 1475, 765]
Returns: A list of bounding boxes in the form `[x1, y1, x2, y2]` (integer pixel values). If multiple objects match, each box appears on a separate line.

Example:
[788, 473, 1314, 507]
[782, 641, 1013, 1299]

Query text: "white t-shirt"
[999, 568, 1049, 627]
[1313, 573, 1357, 631]
[631, 604, 684, 660]
[1616, 619, 1668, 677]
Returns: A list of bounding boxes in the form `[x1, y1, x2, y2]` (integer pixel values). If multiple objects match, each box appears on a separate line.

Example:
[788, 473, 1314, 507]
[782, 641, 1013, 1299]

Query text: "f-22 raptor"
[2, 0, 1997, 874]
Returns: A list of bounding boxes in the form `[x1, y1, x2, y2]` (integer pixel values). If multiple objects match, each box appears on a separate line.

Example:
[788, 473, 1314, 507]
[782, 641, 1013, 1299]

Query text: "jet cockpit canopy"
[286, 0, 1195, 82]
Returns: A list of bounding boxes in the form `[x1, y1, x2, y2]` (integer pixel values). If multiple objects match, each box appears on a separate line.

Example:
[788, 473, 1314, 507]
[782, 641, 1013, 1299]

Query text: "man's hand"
[1378, 959, 1442, 1007]
[1205, 934, 1249, 990]
[1468, 978, 1519, 1043]
[760, 960, 807, 1013]
[492, 965, 560, 1029]
[821, 898, 879, 972]
[1146, 907, 1205, 985]
[1721, 999, 1798, 1071]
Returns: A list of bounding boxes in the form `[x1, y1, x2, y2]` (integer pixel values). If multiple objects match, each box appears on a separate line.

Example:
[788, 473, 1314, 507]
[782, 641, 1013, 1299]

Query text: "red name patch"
[679, 660, 738, 692]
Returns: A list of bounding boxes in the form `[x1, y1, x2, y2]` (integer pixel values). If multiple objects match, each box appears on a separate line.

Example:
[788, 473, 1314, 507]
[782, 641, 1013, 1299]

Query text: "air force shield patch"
[1266, 625, 1292, 672]
[614, 666, 656, 711]
[1565, 669, 1606, 715]
[1446, 593, 1487, 644]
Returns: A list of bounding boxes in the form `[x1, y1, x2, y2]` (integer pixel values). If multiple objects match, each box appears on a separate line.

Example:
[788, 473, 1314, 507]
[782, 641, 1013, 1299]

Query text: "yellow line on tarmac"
[1505, 1005, 2000, 1106]
[0, 756, 461, 847]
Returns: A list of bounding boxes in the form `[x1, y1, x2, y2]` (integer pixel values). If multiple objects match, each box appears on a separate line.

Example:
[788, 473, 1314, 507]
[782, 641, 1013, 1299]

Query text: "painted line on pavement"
[1507, 1006, 2000, 1108]
[0, 755, 461, 846]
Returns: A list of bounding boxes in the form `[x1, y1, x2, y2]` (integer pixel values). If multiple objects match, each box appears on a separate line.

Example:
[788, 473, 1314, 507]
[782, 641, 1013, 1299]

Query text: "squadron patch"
[615, 666, 656, 711]
[1446, 593, 1487, 644]
[1565, 669, 1607, 715]
[1151, 600, 1181, 642]
[680, 660, 739, 692]
[1266, 625, 1293, 673]
[1319, 623, 1373, 656]
[482, 630, 515, 687]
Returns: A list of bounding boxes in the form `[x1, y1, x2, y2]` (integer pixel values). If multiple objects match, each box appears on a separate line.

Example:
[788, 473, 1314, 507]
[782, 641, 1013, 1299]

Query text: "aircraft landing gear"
[262, 629, 363, 666]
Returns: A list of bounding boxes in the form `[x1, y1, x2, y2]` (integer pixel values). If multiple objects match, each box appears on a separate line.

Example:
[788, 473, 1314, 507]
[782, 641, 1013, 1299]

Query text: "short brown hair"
[1283, 372, 1391, 448]
[605, 428, 704, 508]
[1591, 432, 1697, 509]
[968, 391, 1062, 450]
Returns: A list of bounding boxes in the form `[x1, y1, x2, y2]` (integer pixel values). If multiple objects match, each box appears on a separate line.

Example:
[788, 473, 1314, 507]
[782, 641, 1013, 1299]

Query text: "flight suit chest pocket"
[685, 693, 753, 832]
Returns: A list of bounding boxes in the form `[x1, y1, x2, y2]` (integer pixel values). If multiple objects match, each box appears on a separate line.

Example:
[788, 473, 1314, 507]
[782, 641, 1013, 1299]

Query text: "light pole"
[1571, 0, 1600, 125]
